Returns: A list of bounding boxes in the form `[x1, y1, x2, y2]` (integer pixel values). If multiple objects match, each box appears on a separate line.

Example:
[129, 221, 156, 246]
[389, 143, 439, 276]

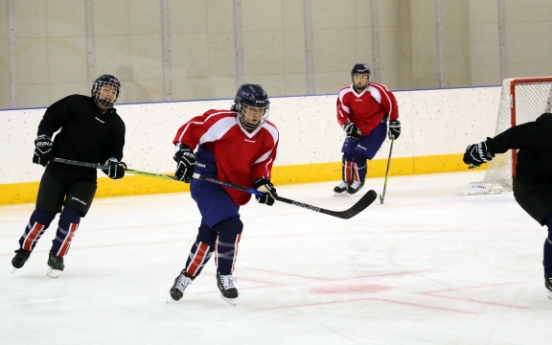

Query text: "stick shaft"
[53, 158, 175, 180]
[54, 158, 376, 219]
[380, 138, 395, 204]
[193, 173, 377, 219]
[53, 158, 107, 169]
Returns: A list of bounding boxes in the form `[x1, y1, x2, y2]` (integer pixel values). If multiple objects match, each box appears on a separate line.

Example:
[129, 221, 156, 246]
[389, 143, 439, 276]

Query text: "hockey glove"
[102, 157, 127, 179]
[463, 140, 494, 168]
[388, 120, 401, 140]
[174, 144, 196, 183]
[253, 177, 277, 206]
[343, 122, 362, 140]
[32, 134, 53, 167]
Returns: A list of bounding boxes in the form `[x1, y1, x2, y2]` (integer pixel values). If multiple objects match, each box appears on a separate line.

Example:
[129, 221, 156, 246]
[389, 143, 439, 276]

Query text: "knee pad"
[59, 205, 81, 226]
[351, 152, 367, 166]
[197, 225, 217, 247]
[32, 209, 57, 228]
[213, 217, 244, 236]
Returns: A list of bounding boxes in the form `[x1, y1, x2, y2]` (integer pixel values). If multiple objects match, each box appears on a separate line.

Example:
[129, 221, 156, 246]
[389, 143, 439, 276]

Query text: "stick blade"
[335, 189, 378, 219]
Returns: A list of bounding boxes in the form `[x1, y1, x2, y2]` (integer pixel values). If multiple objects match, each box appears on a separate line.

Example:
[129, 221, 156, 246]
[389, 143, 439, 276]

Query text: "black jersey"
[488, 113, 552, 187]
[37, 94, 126, 178]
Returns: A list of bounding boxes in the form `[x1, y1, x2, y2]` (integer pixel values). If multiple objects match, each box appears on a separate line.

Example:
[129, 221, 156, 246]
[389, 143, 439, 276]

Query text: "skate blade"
[47, 268, 62, 278]
[548, 290, 552, 301]
[220, 294, 237, 306]
[12, 267, 19, 273]
[333, 192, 349, 197]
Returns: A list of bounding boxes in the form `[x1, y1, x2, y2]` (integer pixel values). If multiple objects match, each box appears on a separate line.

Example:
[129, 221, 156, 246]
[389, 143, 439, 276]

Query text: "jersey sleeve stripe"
[199, 116, 236, 144]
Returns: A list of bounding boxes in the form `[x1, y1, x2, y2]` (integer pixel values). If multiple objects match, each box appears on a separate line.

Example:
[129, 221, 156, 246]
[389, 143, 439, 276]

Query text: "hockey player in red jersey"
[334, 63, 401, 195]
[168, 84, 278, 305]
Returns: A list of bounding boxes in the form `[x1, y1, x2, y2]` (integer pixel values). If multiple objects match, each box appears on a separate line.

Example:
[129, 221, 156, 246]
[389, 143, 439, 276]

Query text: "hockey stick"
[379, 137, 395, 204]
[52, 158, 176, 181]
[193, 173, 377, 220]
[53, 158, 377, 219]
[53, 158, 108, 169]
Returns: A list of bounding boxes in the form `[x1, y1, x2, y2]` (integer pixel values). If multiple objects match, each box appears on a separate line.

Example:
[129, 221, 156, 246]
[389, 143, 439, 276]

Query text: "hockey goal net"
[459, 76, 552, 195]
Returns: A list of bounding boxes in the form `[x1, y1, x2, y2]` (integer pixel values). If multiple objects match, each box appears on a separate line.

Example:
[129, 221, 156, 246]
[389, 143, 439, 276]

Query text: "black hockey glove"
[32, 134, 53, 167]
[253, 177, 277, 206]
[463, 140, 494, 168]
[388, 120, 401, 140]
[343, 122, 362, 140]
[102, 157, 127, 179]
[174, 144, 196, 183]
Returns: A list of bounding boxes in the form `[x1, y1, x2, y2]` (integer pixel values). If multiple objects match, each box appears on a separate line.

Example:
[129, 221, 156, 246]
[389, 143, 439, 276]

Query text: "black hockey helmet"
[351, 63, 371, 91]
[351, 63, 371, 75]
[233, 83, 270, 130]
[91, 74, 121, 109]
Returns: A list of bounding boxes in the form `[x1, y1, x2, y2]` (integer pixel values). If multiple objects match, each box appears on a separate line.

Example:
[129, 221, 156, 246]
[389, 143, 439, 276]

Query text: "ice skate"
[11, 248, 31, 273]
[333, 181, 349, 197]
[47, 252, 64, 278]
[216, 272, 238, 306]
[545, 273, 552, 300]
[167, 270, 193, 303]
[347, 180, 365, 195]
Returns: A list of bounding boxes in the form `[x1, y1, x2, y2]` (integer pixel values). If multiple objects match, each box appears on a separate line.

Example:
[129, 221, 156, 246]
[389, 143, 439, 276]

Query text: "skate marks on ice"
[1, 171, 551, 345]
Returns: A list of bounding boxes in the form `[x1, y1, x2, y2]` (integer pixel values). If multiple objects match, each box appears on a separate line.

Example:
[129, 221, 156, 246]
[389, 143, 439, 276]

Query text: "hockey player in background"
[463, 112, 552, 299]
[169, 83, 279, 306]
[11, 74, 127, 278]
[334, 63, 401, 196]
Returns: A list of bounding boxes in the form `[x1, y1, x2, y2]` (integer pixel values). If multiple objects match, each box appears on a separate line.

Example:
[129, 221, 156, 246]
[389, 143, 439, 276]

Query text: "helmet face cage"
[351, 63, 371, 90]
[239, 103, 270, 130]
[234, 84, 270, 130]
[91, 74, 121, 109]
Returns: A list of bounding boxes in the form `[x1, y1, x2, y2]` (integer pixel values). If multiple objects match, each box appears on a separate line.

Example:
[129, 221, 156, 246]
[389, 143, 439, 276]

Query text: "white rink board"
[0, 86, 500, 184]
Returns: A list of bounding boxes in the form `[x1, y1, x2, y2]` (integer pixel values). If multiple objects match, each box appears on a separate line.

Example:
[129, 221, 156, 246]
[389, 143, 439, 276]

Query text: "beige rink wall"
[0, 86, 500, 204]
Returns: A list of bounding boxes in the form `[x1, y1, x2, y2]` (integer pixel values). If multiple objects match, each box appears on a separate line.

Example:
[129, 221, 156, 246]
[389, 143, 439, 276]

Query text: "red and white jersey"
[336, 82, 399, 136]
[173, 109, 279, 206]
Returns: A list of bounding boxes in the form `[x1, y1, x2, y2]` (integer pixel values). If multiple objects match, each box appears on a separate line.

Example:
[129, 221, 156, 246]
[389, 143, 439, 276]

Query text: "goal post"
[459, 76, 552, 196]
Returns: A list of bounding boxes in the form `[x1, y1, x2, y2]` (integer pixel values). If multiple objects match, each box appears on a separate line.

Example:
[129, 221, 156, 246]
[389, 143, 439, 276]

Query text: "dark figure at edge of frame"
[168, 83, 279, 306]
[334, 63, 401, 196]
[11, 74, 127, 278]
[463, 112, 552, 299]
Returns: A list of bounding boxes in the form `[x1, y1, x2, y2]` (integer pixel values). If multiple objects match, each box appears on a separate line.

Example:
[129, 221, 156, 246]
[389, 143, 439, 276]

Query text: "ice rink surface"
[1, 170, 551, 345]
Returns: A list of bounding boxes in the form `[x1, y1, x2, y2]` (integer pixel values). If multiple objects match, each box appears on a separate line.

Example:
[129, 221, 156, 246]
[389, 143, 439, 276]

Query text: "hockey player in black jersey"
[463, 112, 552, 299]
[11, 74, 127, 278]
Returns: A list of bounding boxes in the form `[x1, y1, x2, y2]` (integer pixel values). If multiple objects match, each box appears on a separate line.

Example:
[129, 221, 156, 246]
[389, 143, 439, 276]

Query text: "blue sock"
[352, 153, 367, 183]
[543, 214, 552, 276]
[19, 209, 56, 251]
[50, 205, 81, 257]
[185, 225, 217, 277]
[342, 154, 353, 182]
[213, 217, 243, 275]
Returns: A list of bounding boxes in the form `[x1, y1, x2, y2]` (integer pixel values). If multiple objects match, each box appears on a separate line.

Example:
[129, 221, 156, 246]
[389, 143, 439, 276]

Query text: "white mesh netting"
[460, 77, 552, 195]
